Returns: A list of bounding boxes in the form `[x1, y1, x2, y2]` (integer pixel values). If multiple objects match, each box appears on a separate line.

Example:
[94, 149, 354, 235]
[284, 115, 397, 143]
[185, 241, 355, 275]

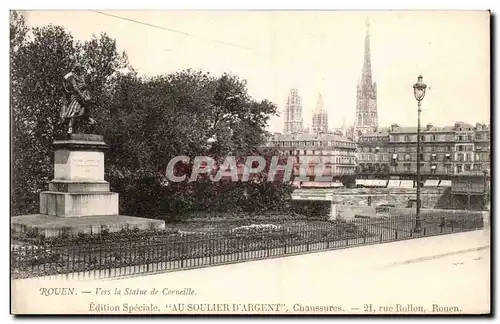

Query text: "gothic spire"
[362, 17, 372, 87]
[355, 17, 378, 133]
[314, 93, 325, 112]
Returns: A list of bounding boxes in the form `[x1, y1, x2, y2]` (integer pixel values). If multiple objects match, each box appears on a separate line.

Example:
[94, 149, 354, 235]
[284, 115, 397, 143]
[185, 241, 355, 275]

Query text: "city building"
[311, 93, 328, 134]
[473, 122, 490, 173]
[283, 88, 303, 134]
[356, 122, 491, 186]
[263, 133, 357, 185]
[354, 19, 378, 137]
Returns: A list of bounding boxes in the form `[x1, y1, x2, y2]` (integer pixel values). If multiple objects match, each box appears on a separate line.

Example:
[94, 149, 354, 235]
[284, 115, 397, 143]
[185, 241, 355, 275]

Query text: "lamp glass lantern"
[413, 75, 427, 102]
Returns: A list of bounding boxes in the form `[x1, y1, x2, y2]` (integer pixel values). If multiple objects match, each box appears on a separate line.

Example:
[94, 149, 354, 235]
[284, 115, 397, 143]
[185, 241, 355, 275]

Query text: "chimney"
[426, 123, 433, 131]
[390, 123, 399, 132]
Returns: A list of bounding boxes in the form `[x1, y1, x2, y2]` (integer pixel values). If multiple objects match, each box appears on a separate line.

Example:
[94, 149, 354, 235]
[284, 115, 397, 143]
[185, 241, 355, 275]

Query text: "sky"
[22, 10, 490, 133]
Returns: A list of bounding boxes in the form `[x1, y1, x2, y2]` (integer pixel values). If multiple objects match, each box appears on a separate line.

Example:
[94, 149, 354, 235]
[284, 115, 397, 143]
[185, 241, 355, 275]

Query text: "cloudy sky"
[23, 10, 490, 133]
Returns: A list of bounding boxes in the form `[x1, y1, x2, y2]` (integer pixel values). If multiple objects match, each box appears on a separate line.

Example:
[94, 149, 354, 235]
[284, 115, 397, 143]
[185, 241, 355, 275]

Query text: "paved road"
[12, 230, 490, 315]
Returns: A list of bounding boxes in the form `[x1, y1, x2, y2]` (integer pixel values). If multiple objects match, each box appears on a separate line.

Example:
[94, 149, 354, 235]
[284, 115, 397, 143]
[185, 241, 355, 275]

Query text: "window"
[431, 165, 437, 174]
[420, 135, 425, 142]
[404, 163, 411, 172]
[456, 164, 463, 173]
[404, 135, 410, 142]
[405, 154, 411, 161]
[464, 164, 471, 171]
[458, 145, 464, 151]
[431, 135, 436, 141]
[419, 153, 425, 161]
[431, 153, 437, 161]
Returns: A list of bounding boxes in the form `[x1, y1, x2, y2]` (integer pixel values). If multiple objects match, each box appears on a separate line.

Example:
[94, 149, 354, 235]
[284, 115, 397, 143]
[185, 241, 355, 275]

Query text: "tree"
[10, 12, 129, 215]
[102, 69, 289, 218]
[10, 14, 290, 219]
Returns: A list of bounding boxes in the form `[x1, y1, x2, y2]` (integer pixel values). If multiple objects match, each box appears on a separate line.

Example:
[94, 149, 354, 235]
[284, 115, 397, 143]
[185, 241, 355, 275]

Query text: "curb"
[381, 245, 490, 269]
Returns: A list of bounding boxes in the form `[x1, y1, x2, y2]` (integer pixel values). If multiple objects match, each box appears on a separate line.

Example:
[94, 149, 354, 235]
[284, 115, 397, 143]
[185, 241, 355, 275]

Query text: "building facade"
[473, 122, 490, 173]
[264, 133, 357, 180]
[355, 19, 378, 136]
[283, 88, 303, 134]
[356, 122, 491, 184]
[311, 93, 328, 134]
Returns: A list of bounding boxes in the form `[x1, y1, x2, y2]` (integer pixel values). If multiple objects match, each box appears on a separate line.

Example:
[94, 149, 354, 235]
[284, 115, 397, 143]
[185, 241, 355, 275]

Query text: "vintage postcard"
[10, 9, 491, 315]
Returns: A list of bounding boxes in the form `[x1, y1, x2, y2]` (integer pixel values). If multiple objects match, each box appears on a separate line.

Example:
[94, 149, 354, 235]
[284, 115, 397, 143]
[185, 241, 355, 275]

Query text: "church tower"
[312, 93, 328, 134]
[355, 18, 378, 135]
[283, 88, 303, 134]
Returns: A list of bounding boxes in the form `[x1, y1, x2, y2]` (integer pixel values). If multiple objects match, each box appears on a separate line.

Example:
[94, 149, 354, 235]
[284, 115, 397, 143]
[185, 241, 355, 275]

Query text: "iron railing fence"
[11, 213, 484, 280]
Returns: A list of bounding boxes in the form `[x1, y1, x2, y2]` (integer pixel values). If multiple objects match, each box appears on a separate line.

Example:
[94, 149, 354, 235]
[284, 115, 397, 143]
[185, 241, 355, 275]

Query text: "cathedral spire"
[312, 92, 328, 134]
[314, 93, 325, 112]
[355, 17, 378, 134]
[362, 17, 372, 88]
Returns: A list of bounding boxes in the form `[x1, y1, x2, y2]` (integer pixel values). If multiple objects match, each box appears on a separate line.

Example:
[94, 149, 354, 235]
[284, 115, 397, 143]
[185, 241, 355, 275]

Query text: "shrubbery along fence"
[11, 213, 484, 280]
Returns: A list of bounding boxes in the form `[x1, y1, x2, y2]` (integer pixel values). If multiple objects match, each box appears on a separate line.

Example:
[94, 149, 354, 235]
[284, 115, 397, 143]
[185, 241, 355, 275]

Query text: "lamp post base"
[413, 219, 422, 233]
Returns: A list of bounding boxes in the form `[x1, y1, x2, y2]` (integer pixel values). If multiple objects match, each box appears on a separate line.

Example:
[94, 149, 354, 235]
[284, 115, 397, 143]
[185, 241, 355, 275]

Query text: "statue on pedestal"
[60, 63, 98, 134]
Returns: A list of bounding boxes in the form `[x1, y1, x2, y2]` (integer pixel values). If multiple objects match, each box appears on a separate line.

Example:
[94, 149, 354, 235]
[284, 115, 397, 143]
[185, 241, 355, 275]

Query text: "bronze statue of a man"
[60, 63, 97, 134]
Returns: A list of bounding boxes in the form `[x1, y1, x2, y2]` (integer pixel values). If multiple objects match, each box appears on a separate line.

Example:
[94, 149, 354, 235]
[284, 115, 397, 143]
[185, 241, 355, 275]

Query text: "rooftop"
[270, 133, 353, 143]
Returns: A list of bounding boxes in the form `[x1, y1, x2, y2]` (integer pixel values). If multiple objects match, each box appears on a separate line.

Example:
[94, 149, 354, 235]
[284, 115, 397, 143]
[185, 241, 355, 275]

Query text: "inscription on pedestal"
[72, 158, 101, 175]
[54, 150, 105, 181]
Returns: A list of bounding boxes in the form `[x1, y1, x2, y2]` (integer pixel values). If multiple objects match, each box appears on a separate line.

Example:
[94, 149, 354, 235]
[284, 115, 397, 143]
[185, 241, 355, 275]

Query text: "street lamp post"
[413, 75, 427, 233]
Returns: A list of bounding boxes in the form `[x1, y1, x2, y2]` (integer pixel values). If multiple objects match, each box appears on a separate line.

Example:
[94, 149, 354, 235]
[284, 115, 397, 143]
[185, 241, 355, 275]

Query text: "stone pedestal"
[11, 134, 165, 237]
[39, 134, 119, 217]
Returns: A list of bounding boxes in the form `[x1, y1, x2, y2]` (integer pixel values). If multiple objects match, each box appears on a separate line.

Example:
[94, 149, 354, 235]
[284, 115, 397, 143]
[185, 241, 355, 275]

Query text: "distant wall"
[329, 187, 452, 209]
[333, 205, 485, 221]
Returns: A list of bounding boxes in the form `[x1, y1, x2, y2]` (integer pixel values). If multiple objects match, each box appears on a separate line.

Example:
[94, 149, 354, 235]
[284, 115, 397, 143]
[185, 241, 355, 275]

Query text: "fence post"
[423, 227, 427, 236]
[440, 217, 444, 234]
[395, 230, 398, 240]
[181, 239, 186, 268]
